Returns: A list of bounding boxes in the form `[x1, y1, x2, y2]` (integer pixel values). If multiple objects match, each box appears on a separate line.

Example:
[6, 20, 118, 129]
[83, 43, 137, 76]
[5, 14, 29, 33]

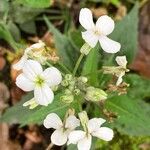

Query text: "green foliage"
[105, 74, 150, 136]
[82, 45, 100, 86]
[125, 74, 150, 99]
[0, 22, 20, 50]
[44, 16, 79, 71]
[17, 0, 52, 8]
[106, 95, 150, 136]
[110, 3, 138, 63]
[0, 93, 79, 126]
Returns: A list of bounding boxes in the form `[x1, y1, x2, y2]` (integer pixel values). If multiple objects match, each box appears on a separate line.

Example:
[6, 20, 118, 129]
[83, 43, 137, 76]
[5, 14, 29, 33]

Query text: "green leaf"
[125, 74, 150, 99]
[0, 22, 20, 50]
[1, 93, 79, 126]
[68, 30, 84, 50]
[17, 0, 52, 8]
[44, 16, 79, 70]
[10, 2, 43, 24]
[110, 3, 138, 63]
[7, 21, 21, 41]
[82, 45, 100, 86]
[19, 21, 36, 34]
[106, 95, 150, 136]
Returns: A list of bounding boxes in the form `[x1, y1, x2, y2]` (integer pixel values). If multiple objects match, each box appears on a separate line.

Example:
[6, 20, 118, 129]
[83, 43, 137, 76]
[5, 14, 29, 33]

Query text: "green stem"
[73, 53, 84, 76]
[58, 62, 71, 74]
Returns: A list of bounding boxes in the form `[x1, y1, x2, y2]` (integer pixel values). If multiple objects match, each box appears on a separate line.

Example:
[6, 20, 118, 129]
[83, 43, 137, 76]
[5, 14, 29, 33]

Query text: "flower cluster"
[13, 7, 130, 150]
[43, 111, 113, 150]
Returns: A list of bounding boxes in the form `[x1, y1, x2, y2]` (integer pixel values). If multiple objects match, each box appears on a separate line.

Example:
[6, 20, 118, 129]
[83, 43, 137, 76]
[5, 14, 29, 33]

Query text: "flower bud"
[78, 76, 88, 83]
[78, 111, 89, 132]
[65, 74, 73, 81]
[60, 95, 74, 103]
[61, 80, 69, 87]
[74, 89, 80, 95]
[85, 87, 107, 101]
[80, 43, 92, 55]
[64, 89, 72, 95]
[23, 98, 38, 109]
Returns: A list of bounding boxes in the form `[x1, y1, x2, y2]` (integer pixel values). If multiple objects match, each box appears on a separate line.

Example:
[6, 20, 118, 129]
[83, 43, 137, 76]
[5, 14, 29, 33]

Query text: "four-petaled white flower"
[43, 113, 80, 146]
[79, 8, 121, 53]
[13, 41, 45, 70]
[16, 60, 62, 106]
[115, 55, 128, 86]
[68, 118, 114, 150]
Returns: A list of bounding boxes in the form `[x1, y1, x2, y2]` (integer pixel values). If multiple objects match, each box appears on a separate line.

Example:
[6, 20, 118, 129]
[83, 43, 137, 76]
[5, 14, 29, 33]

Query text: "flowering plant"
[1, 3, 150, 150]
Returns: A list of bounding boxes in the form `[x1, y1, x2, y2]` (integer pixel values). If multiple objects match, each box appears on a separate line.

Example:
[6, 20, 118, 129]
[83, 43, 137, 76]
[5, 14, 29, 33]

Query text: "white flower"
[13, 41, 45, 70]
[43, 113, 80, 146]
[79, 8, 121, 53]
[115, 56, 128, 86]
[68, 118, 114, 150]
[16, 60, 62, 106]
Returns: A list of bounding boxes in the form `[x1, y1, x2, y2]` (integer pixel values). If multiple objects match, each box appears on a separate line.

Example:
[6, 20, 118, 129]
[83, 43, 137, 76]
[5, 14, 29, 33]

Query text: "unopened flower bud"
[68, 85, 74, 91]
[51, 85, 58, 91]
[61, 80, 69, 87]
[80, 43, 92, 55]
[23, 98, 38, 109]
[74, 89, 80, 95]
[64, 89, 72, 95]
[85, 87, 107, 101]
[78, 76, 88, 83]
[60, 95, 74, 103]
[78, 111, 89, 132]
[65, 74, 73, 81]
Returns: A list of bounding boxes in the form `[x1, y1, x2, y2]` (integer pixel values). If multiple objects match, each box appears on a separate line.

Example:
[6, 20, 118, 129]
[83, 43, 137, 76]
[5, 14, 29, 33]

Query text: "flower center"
[35, 76, 45, 87]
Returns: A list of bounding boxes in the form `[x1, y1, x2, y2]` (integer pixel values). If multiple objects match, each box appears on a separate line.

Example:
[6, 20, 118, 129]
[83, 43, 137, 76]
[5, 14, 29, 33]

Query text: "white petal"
[78, 135, 92, 150]
[68, 130, 86, 144]
[13, 55, 27, 70]
[96, 15, 114, 35]
[23, 60, 43, 80]
[79, 8, 95, 30]
[16, 74, 34, 91]
[34, 84, 54, 106]
[88, 118, 106, 133]
[42, 67, 62, 87]
[99, 36, 121, 53]
[82, 31, 99, 48]
[30, 40, 45, 49]
[65, 115, 80, 130]
[115, 56, 127, 67]
[116, 72, 125, 86]
[43, 113, 63, 129]
[51, 129, 68, 146]
[92, 127, 114, 141]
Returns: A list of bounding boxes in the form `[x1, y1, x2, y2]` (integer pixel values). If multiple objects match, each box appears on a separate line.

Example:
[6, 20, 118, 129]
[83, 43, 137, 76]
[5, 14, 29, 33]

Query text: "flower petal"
[65, 115, 80, 130]
[79, 8, 95, 30]
[30, 40, 45, 50]
[77, 135, 92, 150]
[34, 84, 54, 106]
[82, 31, 98, 48]
[68, 130, 86, 144]
[92, 127, 114, 141]
[88, 118, 106, 133]
[51, 129, 68, 146]
[23, 60, 43, 80]
[115, 56, 127, 67]
[96, 15, 114, 35]
[43, 113, 63, 129]
[116, 72, 125, 86]
[42, 67, 62, 87]
[16, 74, 34, 91]
[99, 36, 121, 53]
[13, 55, 27, 70]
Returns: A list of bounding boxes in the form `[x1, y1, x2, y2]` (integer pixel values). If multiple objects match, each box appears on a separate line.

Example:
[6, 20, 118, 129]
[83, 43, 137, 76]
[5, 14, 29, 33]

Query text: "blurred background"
[0, 0, 150, 150]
